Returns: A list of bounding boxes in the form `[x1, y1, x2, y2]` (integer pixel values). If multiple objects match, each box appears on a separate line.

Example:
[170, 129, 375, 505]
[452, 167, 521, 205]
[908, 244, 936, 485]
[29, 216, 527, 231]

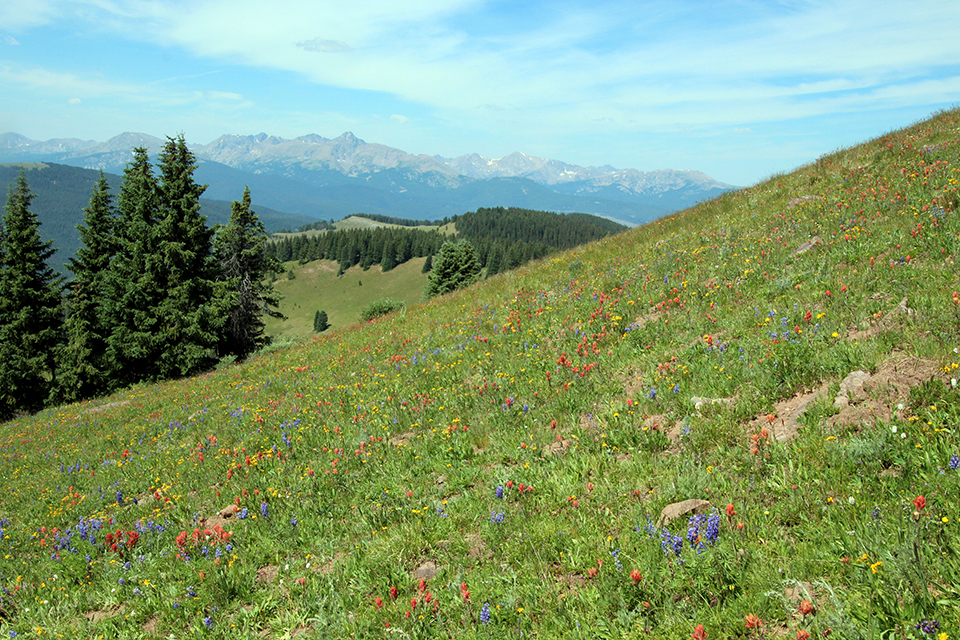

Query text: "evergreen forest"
[0, 135, 283, 420]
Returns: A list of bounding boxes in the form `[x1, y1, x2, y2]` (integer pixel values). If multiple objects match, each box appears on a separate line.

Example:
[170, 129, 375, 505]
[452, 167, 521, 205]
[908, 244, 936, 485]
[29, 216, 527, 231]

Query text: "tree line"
[267, 226, 444, 274]
[0, 135, 282, 420]
[267, 206, 626, 279]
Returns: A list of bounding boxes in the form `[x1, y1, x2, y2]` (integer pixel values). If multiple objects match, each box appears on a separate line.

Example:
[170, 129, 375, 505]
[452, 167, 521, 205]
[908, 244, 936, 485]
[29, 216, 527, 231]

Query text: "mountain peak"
[334, 132, 362, 146]
[296, 134, 328, 144]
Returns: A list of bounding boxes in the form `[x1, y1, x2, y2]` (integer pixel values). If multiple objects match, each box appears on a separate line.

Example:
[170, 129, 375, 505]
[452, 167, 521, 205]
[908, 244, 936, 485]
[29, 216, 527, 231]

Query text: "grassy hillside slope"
[2, 110, 960, 639]
[265, 258, 430, 338]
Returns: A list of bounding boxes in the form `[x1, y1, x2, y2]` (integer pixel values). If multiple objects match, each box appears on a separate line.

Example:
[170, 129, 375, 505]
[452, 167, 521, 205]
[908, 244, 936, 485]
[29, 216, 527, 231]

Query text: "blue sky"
[2, 0, 958, 186]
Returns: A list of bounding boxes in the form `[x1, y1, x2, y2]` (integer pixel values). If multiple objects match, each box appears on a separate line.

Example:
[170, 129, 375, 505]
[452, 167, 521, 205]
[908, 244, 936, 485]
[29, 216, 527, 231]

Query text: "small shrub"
[360, 298, 405, 322]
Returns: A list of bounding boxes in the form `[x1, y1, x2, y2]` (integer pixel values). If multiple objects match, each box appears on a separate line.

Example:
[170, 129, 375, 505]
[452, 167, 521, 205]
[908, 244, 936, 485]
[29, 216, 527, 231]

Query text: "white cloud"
[5, 0, 960, 175]
[296, 38, 351, 53]
[4, 35, 20, 45]
[102, 0, 956, 130]
[67, 97, 81, 104]
[0, 2, 57, 31]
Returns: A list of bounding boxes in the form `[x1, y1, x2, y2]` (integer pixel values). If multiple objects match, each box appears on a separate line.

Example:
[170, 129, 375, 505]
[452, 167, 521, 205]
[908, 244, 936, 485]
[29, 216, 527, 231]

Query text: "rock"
[543, 439, 571, 456]
[658, 499, 712, 526]
[834, 370, 871, 409]
[219, 504, 238, 518]
[791, 236, 824, 257]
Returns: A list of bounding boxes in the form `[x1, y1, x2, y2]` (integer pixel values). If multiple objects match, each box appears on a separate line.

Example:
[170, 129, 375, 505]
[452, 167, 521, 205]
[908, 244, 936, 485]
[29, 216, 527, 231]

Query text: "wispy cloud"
[3, 0, 959, 184]
[296, 38, 351, 54]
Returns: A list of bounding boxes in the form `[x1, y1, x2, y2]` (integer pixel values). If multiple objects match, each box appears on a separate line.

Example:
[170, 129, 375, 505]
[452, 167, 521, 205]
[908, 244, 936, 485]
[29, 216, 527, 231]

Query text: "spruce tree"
[214, 186, 284, 359]
[422, 253, 433, 273]
[425, 240, 481, 298]
[313, 310, 329, 333]
[152, 134, 228, 376]
[0, 171, 64, 418]
[381, 238, 397, 272]
[60, 172, 116, 401]
[102, 146, 164, 386]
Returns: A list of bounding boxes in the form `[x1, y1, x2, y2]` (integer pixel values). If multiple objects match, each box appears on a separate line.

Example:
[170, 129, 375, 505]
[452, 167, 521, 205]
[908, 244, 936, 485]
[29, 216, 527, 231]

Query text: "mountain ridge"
[0, 131, 737, 225]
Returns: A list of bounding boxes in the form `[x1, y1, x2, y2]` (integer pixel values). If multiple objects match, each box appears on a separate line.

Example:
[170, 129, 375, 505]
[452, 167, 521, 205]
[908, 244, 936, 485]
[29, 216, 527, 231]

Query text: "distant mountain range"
[0, 162, 317, 275]
[0, 132, 738, 227]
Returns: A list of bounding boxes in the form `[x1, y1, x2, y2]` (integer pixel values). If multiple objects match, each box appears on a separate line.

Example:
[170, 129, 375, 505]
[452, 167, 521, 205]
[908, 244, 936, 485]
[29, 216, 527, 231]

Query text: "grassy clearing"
[2, 109, 960, 639]
[264, 258, 429, 338]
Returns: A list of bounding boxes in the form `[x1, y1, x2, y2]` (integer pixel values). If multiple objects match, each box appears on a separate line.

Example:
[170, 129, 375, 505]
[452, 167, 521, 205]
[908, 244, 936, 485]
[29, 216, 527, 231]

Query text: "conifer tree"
[215, 186, 284, 359]
[152, 134, 229, 376]
[381, 238, 397, 272]
[313, 310, 329, 333]
[422, 253, 433, 273]
[59, 172, 116, 401]
[0, 171, 64, 418]
[425, 239, 481, 298]
[102, 146, 163, 386]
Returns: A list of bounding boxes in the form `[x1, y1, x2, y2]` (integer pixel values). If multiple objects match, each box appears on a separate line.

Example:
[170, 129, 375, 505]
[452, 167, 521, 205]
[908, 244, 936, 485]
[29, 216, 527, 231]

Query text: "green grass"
[2, 109, 960, 639]
[265, 258, 429, 338]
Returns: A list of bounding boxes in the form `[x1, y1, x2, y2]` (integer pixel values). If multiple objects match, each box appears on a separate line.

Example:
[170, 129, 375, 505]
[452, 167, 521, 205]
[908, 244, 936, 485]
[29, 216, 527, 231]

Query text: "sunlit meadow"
[2, 109, 960, 638]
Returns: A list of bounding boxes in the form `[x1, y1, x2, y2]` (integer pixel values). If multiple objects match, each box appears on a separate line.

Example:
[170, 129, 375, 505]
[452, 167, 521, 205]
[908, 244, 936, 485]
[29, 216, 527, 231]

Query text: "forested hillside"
[0, 138, 282, 419]
[0, 162, 315, 273]
[266, 207, 628, 277]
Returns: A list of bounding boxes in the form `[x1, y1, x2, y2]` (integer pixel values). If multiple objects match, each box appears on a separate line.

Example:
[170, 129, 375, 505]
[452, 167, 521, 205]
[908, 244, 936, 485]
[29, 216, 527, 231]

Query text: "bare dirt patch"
[617, 368, 646, 397]
[751, 354, 946, 442]
[829, 355, 943, 429]
[85, 604, 123, 623]
[389, 431, 415, 447]
[754, 381, 832, 443]
[82, 400, 132, 414]
[314, 551, 346, 575]
[411, 560, 439, 581]
[466, 533, 491, 562]
[578, 412, 602, 433]
[142, 614, 159, 635]
[256, 564, 278, 584]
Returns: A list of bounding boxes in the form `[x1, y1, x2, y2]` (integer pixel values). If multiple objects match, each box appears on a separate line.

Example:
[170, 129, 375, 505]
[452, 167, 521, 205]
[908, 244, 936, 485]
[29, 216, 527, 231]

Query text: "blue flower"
[480, 602, 491, 625]
[950, 454, 959, 471]
[260, 502, 269, 518]
[495, 485, 504, 500]
[610, 549, 623, 572]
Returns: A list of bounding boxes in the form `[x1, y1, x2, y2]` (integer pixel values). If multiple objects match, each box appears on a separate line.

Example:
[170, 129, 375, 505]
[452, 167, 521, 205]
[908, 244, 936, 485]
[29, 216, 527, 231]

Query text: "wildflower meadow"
[1, 109, 960, 638]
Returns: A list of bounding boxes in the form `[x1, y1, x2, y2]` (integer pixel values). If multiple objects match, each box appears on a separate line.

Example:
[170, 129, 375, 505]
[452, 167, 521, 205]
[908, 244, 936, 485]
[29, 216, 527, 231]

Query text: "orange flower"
[691, 623, 708, 640]
[744, 614, 762, 629]
[799, 599, 815, 617]
[796, 630, 811, 640]
[630, 569, 642, 585]
[726, 503, 736, 517]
